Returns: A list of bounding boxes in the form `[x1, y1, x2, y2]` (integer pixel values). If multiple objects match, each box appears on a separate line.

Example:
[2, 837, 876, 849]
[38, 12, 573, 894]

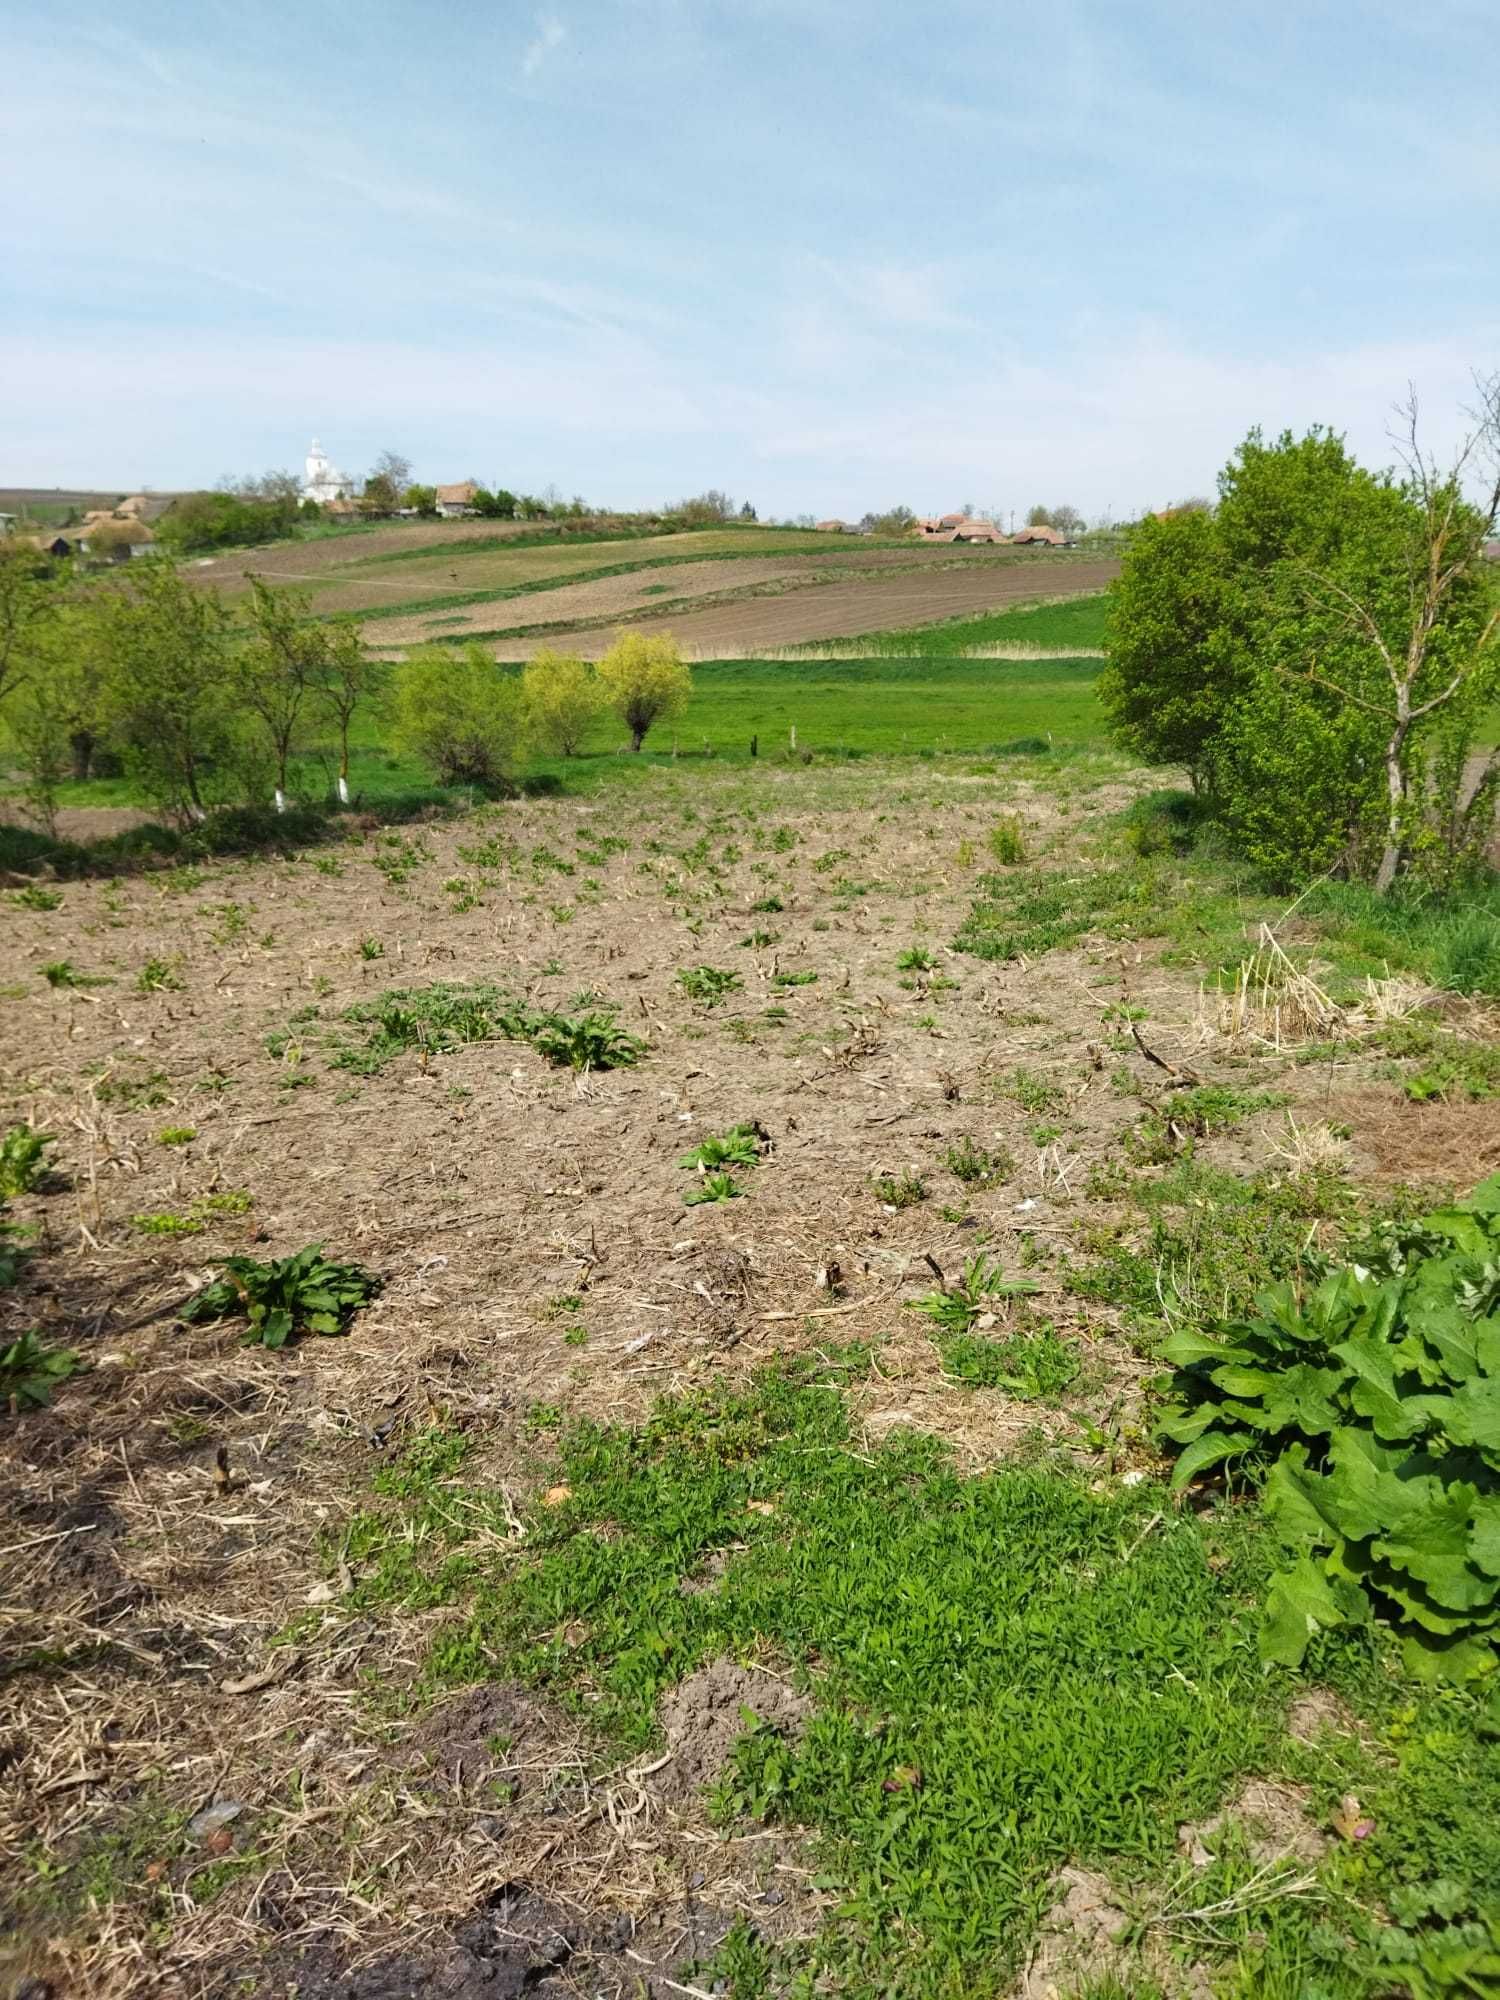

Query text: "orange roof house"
[435, 481, 480, 518]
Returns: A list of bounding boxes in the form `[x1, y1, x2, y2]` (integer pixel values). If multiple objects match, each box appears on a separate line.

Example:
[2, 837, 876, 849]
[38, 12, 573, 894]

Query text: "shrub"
[520, 648, 602, 756]
[596, 631, 691, 752]
[987, 815, 1027, 865]
[182, 1245, 382, 1349]
[1156, 1172, 1500, 1679]
[392, 644, 526, 789]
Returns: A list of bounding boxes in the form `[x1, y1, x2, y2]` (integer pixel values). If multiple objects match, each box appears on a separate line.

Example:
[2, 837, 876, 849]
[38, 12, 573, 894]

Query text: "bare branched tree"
[1288, 373, 1500, 893]
[371, 449, 413, 494]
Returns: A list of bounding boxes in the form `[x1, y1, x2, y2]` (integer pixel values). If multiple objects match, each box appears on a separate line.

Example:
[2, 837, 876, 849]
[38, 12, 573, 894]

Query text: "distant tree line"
[0, 543, 696, 828]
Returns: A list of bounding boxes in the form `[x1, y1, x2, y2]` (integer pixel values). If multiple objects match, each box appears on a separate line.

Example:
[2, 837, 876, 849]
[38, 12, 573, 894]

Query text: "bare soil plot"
[481, 555, 1122, 658]
[0, 761, 1459, 1997]
[370, 547, 1065, 647]
[185, 516, 547, 595]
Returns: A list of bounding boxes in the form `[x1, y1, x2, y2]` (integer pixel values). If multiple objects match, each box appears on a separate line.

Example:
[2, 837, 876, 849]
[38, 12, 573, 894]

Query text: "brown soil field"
[2, 759, 1471, 1997]
[185, 516, 548, 594]
[482, 555, 1121, 659]
[370, 547, 1075, 647]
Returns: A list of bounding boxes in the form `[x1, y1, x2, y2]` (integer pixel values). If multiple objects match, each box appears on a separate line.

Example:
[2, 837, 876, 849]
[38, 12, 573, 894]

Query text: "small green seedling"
[181, 1245, 382, 1350]
[910, 1253, 1040, 1336]
[681, 1124, 765, 1172]
[896, 947, 937, 972]
[685, 1170, 743, 1205]
[677, 965, 744, 1006]
[359, 937, 385, 961]
[0, 1128, 53, 1199]
[137, 957, 183, 993]
[157, 1127, 197, 1147]
[773, 969, 818, 989]
[2, 1329, 80, 1413]
[944, 1138, 1012, 1188]
[988, 816, 1027, 865]
[13, 886, 62, 912]
[873, 1168, 928, 1209]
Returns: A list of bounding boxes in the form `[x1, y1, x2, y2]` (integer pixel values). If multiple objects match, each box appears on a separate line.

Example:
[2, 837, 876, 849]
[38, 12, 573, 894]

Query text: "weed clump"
[0, 1128, 53, 1199]
[1158, 1172, 1500, 1680]
[182, 1245, 382, 1349]
[336, 984, 644, 1075]
[676, 965, 744, 1006]
[2, 1329, 80, 1413]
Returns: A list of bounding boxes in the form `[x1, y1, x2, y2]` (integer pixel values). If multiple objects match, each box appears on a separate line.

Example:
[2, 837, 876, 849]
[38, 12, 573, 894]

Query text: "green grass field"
[31, 653, 1110, 814]
[814, 591, 1110, 655]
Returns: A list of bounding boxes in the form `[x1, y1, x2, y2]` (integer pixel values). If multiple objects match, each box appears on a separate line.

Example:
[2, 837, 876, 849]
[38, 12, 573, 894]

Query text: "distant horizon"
[4, 3, 1496, 517]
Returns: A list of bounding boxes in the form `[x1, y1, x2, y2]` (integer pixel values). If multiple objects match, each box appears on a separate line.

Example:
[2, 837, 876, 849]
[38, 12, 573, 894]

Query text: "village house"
[75, 510, 157, 561]
[917, 513, 1007, 544]
[435, 481, 480, 519]
[1010, 523, 1066, 546]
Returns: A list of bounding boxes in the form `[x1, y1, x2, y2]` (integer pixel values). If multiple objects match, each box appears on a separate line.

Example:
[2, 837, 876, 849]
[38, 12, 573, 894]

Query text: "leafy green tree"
[1098, 508, 1237, 787]
[392, 644, 526, 789]
[0, 540, 65, 707]
[0, 603, 102, 833]
[596, 630, 691, 751]
[360, 473, 400, 516]
[1025, 505, 1054, 528]
[521, 647, 602, 755]
[1103, 411, 1498, 887]
[95, 560, 253, 820]
[319, 624, 389, 802]
[156, 490, 299, 554]
[403, 484, 437, 517]
[239, 577, 325, 805]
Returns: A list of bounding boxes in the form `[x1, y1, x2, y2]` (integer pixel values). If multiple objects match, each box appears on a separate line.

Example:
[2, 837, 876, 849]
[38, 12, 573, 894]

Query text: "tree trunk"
[1373, 714, 1411, 896]
[69, 730, 95, 781]
[631, 728, 645, 752]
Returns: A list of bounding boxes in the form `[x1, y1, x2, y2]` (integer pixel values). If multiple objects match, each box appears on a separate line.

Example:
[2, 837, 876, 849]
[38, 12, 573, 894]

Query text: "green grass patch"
[828, 589, 1110, 656]
[342, 1357, 1500, 1996]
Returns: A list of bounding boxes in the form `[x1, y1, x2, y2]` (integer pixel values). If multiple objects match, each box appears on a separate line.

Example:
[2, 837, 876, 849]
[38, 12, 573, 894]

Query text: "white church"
[301, 438, 355, 506]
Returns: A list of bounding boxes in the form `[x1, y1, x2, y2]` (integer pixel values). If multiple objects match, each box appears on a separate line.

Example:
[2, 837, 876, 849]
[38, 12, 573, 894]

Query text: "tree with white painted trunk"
[239, 576, 325, 811]
[319, 624, 389, 803]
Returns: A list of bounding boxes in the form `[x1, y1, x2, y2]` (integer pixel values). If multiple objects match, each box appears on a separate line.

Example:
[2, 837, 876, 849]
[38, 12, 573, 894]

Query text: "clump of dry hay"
[1205, 928, 1342, 1047]
[1202, 925, 1438, 1050]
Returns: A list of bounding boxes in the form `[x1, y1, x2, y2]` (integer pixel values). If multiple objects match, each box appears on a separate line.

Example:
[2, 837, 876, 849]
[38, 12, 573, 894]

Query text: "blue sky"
[2, 0, 1496, 519]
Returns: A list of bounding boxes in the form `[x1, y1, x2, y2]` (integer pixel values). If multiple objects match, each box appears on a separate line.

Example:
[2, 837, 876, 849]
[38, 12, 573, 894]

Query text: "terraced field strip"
[473, 556, 1121, 659]
[368, 548, 1066, 646]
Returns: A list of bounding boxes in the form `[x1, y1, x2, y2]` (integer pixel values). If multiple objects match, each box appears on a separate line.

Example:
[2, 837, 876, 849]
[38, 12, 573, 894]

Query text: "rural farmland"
[185, 519, 1118, 657]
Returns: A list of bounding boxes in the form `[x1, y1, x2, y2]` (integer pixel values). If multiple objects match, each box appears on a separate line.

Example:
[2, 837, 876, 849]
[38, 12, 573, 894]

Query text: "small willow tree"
[596, 630, 691, 752]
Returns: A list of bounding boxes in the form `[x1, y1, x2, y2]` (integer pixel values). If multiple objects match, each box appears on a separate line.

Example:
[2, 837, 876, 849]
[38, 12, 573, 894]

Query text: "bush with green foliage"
[520, 647, 602, 756]
[1103, 424, 1499, 888]
[596, 630, 691, 752]
[391, 643, 526, 789]
[156, 489, 300, 554]
[182, 1245, 382, 1349]
[1157, 1173, 1500, 1680]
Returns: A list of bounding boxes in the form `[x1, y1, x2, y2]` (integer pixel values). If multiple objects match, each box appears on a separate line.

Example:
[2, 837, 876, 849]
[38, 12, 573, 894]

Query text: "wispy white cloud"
[521, 12, 566, 78]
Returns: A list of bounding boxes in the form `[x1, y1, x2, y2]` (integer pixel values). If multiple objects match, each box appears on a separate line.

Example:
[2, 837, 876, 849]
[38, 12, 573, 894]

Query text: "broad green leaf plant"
[1158, 1173, 1500, 1679]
